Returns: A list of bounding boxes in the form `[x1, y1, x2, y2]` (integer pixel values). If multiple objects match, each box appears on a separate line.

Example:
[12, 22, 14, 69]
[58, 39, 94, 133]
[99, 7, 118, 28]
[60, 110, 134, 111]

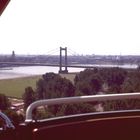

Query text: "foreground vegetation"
[1, 67, 140, 123]
[23, 67, 140, 119]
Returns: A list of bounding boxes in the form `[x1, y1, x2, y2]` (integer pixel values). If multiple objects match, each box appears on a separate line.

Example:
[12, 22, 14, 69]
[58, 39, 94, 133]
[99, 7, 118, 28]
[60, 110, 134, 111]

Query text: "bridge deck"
[0, 62, 136, 69]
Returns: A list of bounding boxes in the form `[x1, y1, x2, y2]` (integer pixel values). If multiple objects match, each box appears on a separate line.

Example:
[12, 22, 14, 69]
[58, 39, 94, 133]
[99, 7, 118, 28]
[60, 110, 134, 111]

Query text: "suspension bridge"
[0, 47, 97, 73]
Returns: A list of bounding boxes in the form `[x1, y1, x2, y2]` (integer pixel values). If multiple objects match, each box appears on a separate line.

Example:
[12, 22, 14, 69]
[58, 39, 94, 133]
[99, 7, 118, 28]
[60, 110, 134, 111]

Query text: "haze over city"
[0, 0, 140, 55]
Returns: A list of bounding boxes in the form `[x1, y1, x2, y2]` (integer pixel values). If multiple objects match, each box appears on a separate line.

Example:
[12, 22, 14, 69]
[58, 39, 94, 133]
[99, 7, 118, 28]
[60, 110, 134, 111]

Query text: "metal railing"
[0, 112, 15, 129]
[25, 92, 140, 122]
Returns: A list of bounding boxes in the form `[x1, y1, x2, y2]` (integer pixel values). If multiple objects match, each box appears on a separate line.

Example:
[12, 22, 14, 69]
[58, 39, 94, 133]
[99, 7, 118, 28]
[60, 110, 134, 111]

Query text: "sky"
[0, 0, 140, 55]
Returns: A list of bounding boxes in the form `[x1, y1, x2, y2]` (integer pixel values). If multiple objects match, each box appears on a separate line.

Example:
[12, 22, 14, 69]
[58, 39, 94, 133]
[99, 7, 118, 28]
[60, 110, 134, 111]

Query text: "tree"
[121, 70, 140, 93]
[0, 93, 10, 111]
[64, 103, 95, 115]
[36, 73, 75, 99]
[22, 87, 36, 110]
[36, 78, 45, 99]
[74, 69, 103, 95]
[36, 73, 75, 116]
[89, 74, 103, 93]
[102, 68, 127, 93]
[103, 69, 140, 111]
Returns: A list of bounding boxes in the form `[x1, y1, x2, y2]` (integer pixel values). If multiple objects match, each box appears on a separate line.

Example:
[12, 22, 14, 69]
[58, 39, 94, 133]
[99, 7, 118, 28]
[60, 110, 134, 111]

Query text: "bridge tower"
[59, 47, 68, 73]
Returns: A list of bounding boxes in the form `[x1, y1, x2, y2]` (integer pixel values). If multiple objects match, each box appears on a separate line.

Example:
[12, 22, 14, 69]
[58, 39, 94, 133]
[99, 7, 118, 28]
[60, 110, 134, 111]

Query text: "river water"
[0, 64, 138, 80]
[0, 66, 85, 79]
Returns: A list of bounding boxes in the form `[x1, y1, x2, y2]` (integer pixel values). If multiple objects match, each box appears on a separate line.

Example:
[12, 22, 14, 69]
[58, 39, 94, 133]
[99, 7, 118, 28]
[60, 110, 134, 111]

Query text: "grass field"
[0, 76, 41, 98]
[0, 73, 76, 98]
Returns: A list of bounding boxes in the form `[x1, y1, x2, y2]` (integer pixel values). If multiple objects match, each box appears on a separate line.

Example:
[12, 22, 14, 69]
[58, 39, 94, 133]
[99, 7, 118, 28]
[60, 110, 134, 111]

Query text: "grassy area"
[0, 73, 76, 98]
[0, 76, 41, 98]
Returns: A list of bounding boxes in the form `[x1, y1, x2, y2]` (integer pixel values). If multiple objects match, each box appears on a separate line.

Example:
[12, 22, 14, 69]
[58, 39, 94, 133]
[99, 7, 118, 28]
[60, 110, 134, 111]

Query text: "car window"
[0, 0, 140, 121]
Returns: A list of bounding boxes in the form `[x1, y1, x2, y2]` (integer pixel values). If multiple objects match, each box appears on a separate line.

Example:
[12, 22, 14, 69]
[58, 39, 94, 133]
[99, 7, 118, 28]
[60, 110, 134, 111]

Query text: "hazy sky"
[0, 0, 140, 55]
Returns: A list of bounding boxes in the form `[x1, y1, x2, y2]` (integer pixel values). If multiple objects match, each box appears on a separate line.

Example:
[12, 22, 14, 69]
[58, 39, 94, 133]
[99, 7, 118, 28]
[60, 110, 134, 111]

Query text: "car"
[0, 93, 140, 140]
[0, 111, 15, 140]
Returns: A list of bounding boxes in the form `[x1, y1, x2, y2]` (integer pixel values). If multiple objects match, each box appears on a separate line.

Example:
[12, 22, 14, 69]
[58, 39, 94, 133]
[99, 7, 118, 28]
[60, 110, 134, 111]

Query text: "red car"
[0, 93, 140, 140]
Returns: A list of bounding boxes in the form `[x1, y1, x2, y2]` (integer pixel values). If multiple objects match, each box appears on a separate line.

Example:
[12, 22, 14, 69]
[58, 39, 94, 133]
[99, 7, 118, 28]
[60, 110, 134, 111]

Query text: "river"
[0, 64, 138, 80]
[0, 66, 85, 79]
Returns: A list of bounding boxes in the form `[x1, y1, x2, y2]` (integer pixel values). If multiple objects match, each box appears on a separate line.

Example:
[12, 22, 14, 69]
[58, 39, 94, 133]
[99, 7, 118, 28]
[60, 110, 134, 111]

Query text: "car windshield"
[0, 0, 140, 122]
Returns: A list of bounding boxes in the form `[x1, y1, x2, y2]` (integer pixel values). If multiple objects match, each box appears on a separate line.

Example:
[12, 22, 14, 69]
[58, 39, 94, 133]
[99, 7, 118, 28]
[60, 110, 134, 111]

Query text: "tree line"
[23, 67, 140, 119]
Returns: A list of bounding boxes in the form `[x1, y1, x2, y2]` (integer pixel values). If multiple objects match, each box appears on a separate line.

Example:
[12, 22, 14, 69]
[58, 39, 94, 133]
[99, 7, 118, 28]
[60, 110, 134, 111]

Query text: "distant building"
[11, 51, 15, 61]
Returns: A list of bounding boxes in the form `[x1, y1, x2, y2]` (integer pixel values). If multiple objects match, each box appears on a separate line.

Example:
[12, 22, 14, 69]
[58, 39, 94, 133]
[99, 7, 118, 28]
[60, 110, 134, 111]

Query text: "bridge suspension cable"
[67, 48, 80, 56]
[45, 48, 60, 56]
[43, 48, 60, 61]
[45, 47, 80, 56]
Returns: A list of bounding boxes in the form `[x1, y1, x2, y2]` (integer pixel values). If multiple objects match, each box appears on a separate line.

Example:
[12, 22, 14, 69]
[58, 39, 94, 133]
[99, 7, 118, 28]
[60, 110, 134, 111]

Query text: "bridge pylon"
[59, 47, 68, 74]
